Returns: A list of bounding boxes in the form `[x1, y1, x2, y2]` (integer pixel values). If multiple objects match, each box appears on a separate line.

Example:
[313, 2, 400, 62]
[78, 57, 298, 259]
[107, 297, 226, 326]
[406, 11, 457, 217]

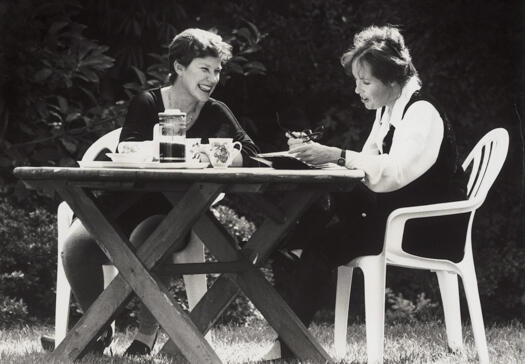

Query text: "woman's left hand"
[289, 142, 340, 165]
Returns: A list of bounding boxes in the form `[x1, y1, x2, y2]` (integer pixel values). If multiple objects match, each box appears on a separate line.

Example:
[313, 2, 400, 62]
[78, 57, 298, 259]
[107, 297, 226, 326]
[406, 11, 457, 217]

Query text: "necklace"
[163, 86, 199, 125]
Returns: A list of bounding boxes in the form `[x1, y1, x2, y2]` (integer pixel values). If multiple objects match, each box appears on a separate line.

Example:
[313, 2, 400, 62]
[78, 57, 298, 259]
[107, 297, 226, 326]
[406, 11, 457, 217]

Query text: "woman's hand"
[286, 131, 312, 149]
[289, 142, 340, 165]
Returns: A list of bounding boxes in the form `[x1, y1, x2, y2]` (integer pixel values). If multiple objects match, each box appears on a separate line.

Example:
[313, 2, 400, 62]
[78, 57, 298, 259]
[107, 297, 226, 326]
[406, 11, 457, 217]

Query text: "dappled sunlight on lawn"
[0, 320, 524, 363]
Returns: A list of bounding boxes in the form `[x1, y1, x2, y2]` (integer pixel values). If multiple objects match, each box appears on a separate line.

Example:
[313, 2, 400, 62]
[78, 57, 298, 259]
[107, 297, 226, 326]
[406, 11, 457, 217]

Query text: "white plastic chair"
[55, 127, 210, 347]
[334, 128, 509, 364]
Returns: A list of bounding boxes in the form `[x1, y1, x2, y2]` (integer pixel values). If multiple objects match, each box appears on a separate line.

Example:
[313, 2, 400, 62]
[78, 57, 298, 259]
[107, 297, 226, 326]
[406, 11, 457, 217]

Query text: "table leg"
[163, 192, 334, 363]
[54, 182, 224, 363]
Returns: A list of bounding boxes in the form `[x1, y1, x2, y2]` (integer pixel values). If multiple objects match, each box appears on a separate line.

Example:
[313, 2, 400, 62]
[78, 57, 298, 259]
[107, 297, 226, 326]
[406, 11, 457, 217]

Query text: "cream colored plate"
[78, 160, 209, 169]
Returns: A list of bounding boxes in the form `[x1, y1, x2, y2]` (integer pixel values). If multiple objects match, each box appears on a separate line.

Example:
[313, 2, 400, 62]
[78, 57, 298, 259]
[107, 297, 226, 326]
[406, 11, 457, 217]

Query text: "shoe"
[262, 340, 281, 361]
[124, 331, 157, 357]
[40, 335, 55, 352]
[40, 327, 112, 355]
[124, 340, 151, 356]
[261, 339, 295, 361]
[85, 326, 113, 356]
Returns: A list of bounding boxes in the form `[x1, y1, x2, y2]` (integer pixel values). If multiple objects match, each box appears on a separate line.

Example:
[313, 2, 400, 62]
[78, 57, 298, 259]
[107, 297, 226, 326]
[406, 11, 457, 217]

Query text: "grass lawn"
[0, 320, 523, 363]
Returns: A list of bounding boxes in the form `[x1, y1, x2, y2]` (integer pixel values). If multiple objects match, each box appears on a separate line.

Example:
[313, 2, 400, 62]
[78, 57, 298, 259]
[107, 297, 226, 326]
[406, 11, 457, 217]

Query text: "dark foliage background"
[0, 0, 524, 325]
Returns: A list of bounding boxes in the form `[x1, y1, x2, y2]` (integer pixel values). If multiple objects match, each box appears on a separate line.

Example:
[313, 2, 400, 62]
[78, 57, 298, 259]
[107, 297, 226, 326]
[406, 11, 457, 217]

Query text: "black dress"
[276, 91, 469, 328]
[97, 89, 260, 236]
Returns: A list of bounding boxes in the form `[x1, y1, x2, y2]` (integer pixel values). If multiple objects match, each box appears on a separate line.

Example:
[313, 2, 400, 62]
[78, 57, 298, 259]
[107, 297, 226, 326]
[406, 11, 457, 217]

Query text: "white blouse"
[345, 77, 444, 193]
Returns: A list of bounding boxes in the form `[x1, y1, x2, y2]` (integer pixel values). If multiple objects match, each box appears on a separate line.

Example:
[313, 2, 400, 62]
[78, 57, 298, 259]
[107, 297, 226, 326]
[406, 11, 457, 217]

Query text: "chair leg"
[55, 202, 74, 348]
[436, 271, 463, 352]
[102, 265, 118, 335]
[55, 252, 71, 348]
[361, 258, 386, 364]
[461, 265, 489, 364]
[334, 266, 354, 358]
[174, 231, 209, 341]
[175, 231, 208, 310]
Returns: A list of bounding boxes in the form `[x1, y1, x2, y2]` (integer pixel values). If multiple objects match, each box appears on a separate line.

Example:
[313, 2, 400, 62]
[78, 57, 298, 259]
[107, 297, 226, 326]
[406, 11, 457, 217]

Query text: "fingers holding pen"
[286, 131, 310, 149]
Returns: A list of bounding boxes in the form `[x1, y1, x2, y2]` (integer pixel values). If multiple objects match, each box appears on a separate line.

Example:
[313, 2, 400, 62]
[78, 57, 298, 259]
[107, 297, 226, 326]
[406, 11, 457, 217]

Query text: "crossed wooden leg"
[54, 182, 333, 363]
[53, 182, 224, 363]
[161, 191, 334, 363]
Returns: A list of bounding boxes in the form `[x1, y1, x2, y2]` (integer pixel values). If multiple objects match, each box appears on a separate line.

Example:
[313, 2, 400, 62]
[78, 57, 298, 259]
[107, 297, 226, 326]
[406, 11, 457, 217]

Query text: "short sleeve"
[119, 91, 159, 142]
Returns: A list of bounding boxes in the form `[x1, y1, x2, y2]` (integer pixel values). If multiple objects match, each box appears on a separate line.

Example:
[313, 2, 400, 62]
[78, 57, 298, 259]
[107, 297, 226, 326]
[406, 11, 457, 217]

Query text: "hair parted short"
[340, 25, 419, 86]
[168, 28, 233, 83]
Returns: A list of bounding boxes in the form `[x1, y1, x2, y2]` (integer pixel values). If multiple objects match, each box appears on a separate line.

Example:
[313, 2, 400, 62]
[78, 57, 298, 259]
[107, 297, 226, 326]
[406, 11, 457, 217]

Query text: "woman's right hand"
[286, 131, 311, 150]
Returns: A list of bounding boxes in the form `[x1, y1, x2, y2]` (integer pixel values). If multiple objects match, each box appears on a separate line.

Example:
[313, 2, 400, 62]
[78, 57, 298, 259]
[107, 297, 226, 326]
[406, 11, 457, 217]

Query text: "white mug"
[207, 138, 242, 168]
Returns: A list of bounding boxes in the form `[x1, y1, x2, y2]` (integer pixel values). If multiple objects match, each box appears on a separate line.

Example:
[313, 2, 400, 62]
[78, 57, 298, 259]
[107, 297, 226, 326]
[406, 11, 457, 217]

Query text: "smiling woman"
[59, 28, 260, 358]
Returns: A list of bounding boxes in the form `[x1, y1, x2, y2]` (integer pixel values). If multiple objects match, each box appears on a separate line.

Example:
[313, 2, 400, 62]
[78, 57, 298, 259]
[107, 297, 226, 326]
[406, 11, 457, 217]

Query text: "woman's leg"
[272, 187, 384, 359]
[60, 219, 113, 353]
[125, 215, 177, 355]
[128, 215, 164, 352]
[61, 219, 109, 312]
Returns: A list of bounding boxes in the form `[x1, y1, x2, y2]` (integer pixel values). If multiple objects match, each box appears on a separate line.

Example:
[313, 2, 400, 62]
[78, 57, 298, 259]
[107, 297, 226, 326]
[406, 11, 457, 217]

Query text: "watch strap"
[337, 148, 346, 166]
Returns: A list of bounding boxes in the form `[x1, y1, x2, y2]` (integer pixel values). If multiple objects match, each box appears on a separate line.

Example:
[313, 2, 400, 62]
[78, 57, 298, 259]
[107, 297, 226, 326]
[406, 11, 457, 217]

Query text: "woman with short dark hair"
[61, 28, 259, 357]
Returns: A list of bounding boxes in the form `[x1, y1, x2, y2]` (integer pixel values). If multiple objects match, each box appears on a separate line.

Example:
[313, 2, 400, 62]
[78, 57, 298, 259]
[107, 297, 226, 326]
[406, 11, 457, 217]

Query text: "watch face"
[337, 158, 345, 166]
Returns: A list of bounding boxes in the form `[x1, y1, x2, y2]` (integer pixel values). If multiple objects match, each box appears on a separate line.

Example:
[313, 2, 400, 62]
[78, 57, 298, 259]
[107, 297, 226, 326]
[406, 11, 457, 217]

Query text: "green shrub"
[0, 0, 121, 200]
[0, 297, 29, 328]
[0, 199, 57, 324]
[385, 288, 440, 324]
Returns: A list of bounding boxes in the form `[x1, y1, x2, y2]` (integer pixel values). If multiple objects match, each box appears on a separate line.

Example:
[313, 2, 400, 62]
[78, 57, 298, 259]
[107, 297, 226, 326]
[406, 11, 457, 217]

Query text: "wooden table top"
[14, 166, 365, 185]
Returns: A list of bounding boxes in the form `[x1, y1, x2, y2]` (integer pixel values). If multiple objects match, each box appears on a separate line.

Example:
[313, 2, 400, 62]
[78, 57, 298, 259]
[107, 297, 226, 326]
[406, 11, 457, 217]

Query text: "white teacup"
[208, 138, 242, 168]
[186, 138, 202, 163]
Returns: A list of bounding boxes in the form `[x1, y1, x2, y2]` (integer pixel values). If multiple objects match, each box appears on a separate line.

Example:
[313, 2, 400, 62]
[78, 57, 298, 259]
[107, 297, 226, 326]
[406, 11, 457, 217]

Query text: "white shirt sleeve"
[346, 101, 444, 192]
[360, 118, 382, 155]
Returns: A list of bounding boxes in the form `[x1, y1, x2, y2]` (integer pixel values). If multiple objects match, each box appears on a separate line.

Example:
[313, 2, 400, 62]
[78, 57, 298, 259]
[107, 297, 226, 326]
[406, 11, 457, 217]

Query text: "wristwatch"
[337, 148, 346, 166]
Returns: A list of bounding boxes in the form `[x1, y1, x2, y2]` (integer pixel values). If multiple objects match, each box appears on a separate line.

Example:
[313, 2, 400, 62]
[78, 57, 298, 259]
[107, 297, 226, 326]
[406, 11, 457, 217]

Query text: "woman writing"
[61, 28, 259, 356]
[265, 24, 466, 360]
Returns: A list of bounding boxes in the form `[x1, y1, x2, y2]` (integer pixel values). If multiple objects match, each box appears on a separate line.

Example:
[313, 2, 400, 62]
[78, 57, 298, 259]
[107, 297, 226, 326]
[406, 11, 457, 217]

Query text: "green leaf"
[48, 21, 69, 36]
[76, 68, 99, 83]
[231, 56, 249, 63]
[131, 66, 146, 86]
[77, 85, 97, 105]
[48, 110, 63, 122]
[57, 96, 68, 113]
[227, 63, 244, 75]
[241, 18, 263, 42]
[239, 45, 261, 55]
[234, 27, 253, 43]
[65, 112, 81, 123]
[60, 136, 78, 154]
[244, 61, 267, 72]
[34, 69, 52, 83]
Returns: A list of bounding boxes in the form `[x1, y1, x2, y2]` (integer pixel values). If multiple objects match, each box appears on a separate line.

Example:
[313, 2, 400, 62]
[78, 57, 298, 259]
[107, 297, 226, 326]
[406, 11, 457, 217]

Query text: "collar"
[375, 77, 421, 128]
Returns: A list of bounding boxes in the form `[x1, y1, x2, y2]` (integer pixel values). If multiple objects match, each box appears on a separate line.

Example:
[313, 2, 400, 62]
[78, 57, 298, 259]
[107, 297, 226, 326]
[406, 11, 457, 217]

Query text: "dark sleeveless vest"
[377, 91, 468, 262]
[334, 91, 468, 262]
[378, 90, 463, 211]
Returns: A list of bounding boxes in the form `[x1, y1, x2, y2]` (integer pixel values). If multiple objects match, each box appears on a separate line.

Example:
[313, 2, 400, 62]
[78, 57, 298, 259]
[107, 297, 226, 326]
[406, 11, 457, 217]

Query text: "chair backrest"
[81, 128, 122, 161]
[462, 128, 509, 201]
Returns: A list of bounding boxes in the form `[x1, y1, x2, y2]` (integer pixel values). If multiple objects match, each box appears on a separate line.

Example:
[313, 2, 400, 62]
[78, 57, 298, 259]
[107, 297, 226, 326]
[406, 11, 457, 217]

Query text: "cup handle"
[232, 141, 242, 151]
[232, 141, 242, 158]
[153, 123, 160, 139]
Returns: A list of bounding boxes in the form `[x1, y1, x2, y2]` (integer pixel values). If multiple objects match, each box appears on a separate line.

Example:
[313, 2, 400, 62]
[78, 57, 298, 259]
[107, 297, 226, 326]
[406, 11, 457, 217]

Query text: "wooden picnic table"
[14, 166, 364, 363]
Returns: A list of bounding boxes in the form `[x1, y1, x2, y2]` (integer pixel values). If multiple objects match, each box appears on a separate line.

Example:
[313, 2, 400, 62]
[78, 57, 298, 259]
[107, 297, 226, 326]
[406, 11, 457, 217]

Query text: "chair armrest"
[383, 198, 480, 255]
[388, 198, 480, 223]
